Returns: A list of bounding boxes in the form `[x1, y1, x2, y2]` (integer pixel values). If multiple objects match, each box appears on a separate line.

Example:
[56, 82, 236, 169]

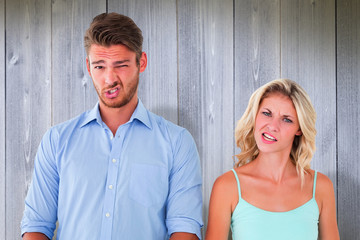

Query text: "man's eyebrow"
[113, 60, 130, 65]
[91, 59, 131, 65]
[91, 60, 104, 65]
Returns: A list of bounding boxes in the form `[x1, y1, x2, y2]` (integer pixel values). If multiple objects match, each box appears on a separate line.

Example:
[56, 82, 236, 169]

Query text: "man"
[21, 13, 203, 240]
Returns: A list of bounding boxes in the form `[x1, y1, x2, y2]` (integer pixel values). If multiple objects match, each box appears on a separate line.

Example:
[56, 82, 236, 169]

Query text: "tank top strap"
[312, 171, 318, 198]
[231, 169, 242, 199]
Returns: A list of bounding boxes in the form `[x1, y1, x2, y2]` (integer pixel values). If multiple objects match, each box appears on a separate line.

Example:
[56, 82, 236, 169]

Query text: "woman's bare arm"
[205, 172, 236, 240]
[317, 173, 340, 240]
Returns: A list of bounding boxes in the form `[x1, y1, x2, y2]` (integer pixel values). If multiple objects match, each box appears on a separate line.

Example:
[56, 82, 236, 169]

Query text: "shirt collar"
[129, 99, 152, 129]
[79, 99, 152, 129]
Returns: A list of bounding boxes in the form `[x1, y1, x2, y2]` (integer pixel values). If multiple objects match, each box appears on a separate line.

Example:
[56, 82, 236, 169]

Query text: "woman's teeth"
[263, 133, 277, 141]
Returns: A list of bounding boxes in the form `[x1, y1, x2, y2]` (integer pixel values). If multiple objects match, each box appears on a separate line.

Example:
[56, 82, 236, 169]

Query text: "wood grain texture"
[234, 0, 281, 145]
[281, 0, 337, 183]
[337, 0, 360, 238]
[0, 0, 5, 238]
[177, 0, 234, 235]
[5, 0, 51, 238]
[108, 0, 178, 124]
[1, 0, 359, 239]
[52, 0, 106, 125]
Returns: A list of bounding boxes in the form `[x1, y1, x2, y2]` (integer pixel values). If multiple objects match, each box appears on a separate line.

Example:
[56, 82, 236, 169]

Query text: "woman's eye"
[94, 66, 103, 69]
[262, 112, 271, 117]
[284, 118, 293, 123]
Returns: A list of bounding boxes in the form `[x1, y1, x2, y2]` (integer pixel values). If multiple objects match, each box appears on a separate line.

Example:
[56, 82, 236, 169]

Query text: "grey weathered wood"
[5, 0, 51, 239]
[337, 0, 360, 238]
[234, 0, 281, 147]
[177, 0, 234, 235]
[52, 0, 106, 125]
[281, 1, 337, 183]
[108, 0, 178, 124]
[0, 0, 5, 238]
[2, 0, 360, 239]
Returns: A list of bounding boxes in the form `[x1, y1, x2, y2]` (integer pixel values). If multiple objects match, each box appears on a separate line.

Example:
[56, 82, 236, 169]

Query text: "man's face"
[86, 44, 147, 109]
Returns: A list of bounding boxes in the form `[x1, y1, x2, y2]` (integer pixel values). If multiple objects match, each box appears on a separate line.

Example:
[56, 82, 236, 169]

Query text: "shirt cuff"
[166, 217, 203, 240]
[21, 221, 55, 239]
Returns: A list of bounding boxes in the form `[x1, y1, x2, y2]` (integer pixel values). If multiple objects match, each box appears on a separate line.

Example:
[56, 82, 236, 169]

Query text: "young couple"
[21, 12, 339, 240]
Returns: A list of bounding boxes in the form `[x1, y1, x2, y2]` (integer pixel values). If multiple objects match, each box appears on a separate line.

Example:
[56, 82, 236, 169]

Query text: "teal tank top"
[230, 169, 319, 240]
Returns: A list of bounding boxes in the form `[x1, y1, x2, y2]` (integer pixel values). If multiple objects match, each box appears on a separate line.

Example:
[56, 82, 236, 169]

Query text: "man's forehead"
[88, 44, 136, 61]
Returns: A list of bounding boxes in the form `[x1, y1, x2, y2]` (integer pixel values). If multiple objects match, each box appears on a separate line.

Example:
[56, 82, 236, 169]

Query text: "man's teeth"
[263, 133, 277, 141]
[108, 88, 118, 94]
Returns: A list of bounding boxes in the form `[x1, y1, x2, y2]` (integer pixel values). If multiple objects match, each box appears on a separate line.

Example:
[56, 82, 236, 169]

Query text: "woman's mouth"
[262, 133, 277, 142]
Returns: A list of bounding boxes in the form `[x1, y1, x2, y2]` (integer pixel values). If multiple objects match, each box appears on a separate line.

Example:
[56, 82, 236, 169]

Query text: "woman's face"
[254, 93, 302, 155]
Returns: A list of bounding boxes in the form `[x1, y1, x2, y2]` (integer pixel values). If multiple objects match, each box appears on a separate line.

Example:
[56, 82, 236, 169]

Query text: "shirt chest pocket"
[129, 163, 168, 207]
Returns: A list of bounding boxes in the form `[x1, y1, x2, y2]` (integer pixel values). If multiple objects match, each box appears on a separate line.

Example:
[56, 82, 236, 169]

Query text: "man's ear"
[139, 52, 147, 73]
[86, 57, 91, 76]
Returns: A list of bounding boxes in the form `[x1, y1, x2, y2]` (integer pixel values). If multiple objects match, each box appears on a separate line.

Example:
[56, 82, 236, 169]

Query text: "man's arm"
[23, 232, 50, 240]
[170, 232, 199, 240]
[21, 129, 59, 238]
[166, 129, 203, 239]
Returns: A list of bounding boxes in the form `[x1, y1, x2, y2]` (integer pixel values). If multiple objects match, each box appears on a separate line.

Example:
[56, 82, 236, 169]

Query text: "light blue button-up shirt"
[21, 100, 203, 239]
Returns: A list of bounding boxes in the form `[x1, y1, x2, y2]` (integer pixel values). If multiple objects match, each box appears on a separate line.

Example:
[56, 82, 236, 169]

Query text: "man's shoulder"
[48, 109, 93, 137]
[146, 110, 186, 136]
[145, 110, 197, 149]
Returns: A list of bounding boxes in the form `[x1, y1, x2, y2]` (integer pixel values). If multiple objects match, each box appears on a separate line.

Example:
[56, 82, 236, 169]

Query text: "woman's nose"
[267, 118, 280, 132]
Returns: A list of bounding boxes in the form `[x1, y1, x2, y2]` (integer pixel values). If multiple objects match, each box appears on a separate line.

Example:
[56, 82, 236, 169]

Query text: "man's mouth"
[105, 87, 120, 98]
[108, 88, 119, 94]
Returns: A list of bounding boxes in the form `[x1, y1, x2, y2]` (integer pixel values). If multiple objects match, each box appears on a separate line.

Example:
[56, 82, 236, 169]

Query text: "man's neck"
[99, 98, 138, 136]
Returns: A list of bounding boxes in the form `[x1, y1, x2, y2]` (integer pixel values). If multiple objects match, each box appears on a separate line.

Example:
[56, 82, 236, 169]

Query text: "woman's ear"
[295, 129, 302, 136]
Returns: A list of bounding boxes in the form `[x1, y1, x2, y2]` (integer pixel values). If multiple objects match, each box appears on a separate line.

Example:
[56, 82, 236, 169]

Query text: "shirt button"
[106, 213, 110, 218]
[112, 159, 116, 163]
[110, 135, 113, 140]
[108, 185, 113, 189]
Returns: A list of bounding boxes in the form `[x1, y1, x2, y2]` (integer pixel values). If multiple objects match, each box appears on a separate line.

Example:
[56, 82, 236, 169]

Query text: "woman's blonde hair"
[235, 79, 317, 183]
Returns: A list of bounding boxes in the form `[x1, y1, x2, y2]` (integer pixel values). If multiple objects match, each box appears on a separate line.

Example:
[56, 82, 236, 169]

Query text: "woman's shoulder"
[312, 170, 334, 191]
[211, 169, 242, 211]
[212, 169, 238, 191]
[214, 165, 252, 186]
[311, 170, 336, 210]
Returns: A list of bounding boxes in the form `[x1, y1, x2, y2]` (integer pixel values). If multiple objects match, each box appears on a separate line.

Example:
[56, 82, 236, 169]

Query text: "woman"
[206, 79, 339, 240]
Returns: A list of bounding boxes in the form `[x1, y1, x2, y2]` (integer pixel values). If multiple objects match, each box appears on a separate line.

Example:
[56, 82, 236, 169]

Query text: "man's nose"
[105, 68, 117, 84]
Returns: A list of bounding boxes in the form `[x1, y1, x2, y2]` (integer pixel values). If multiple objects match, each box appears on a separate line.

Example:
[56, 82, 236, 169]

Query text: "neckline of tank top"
[233, 196, 319, 214]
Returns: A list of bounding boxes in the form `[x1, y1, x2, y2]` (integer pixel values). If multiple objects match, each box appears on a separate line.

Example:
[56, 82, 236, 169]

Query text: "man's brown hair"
[84, 12, 143, 64]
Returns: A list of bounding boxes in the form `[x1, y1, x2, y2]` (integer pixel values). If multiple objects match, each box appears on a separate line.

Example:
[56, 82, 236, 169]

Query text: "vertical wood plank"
[5, 0, 51, 238]
[337, 0, 360, 238]
[0, 0, 5, 238]
[281, 0, 337, 185]
[52, 0, 106, 125]
[178, 0, 234, 234]
[108, 0, 178, 124]
[234, 0, 281, 144]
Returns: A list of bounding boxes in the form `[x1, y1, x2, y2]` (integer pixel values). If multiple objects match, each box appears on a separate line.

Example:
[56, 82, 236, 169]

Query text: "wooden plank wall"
[281, 0, 337, 183]
[337, 0, 360, 239]
[177, 0, 234, 228]
[0, 0, 359, 239]
[0, 0, 5, 238]
[5, 0, 52, 239]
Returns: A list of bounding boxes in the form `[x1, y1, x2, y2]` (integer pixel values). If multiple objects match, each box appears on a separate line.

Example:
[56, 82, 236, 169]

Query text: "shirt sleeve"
[166, 129, 203, 239]
[21, 128, 59, 239]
